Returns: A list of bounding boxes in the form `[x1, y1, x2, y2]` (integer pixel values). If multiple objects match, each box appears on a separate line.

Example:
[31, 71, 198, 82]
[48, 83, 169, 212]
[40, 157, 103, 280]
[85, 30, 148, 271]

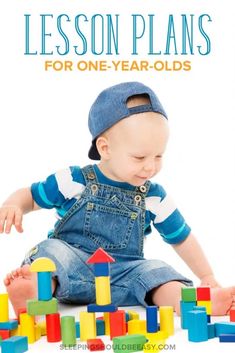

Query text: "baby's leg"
[4, 265, 57, 316]
[151, 281, 235, 316]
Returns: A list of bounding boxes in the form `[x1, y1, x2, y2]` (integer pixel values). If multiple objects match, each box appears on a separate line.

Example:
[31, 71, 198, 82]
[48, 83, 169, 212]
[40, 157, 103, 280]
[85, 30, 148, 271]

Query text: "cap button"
[88, 172, 96, 180]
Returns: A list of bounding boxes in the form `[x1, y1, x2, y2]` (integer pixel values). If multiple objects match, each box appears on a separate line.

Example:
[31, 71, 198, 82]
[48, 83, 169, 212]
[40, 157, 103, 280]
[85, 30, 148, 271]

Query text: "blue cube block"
[94, 263, 110, 277]
[146, 306, 158, 333]
[207, 323, 215, 339]
[37, 272, 52, 301]
[215, 322, 235, 336]
[1, 336, 28, 353]
[0, 320, 18, 330]
[87, 304, 117, 312]
[219, 333, 235, 342]
[96, 319, 105, 335]
[75, 322, 80, 338]
[188, 310, 208, 342]
[125, 312, 130, 322]
[180, 301, 197, 329]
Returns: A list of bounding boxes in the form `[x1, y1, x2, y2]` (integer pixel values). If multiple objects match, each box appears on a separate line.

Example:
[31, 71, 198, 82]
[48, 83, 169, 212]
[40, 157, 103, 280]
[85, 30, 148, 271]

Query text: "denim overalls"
[24, 165, 192, 306]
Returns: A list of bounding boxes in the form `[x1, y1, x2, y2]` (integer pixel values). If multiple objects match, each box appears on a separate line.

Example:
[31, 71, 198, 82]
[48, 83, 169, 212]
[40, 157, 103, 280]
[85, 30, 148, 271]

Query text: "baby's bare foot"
[4, 264, 37, 316]
[211, 286, 235, 316]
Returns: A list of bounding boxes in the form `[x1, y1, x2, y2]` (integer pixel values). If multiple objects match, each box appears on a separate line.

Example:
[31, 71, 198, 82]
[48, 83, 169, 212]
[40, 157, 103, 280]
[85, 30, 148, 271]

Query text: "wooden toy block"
[146, 306, 158, 333]
[27, 298, 58, 316]
[94, 263, 110, 277]
[75, 322, 80, 338]
[219, 333, 235, 342]
[127, 311, 139, 320]
[197, 300, 212, 315]
[215, 322, 235, 336]
[10, 325, 21, 337]
[87, 338, 105, 351]
[36, 321, 47, 336]
[79, 312, 96, 341]
[181, 287, 196, 302]
[143, 339, 166, 353]
[230, 308, 235, 322]
[61, 316, 76, 347]
[19, 313, 35, 344]
[128, 319, 146, 334]
[109, 310, 126, 339]
[196, 286, 211, 301]
[34, 325, 41, 341]
[113, 334, 147, 353]
[46, 313, 61, 342]
[88, 304, 117, 313]
[0, 329, 10, 340]
[0, 294, 9, 322]
[1, 336, 28, 353]
[159, 306, 174, 337]
[38, 272, 52, 301]
[187, 310, 208, 342]
[125, 312, 130, 322]
[86, 248, 115, 264]
[17, 309, 27, 323]
[180, 301, 196, 329]
[104, 312, 110, 335]
[146, 330, 168, 341]
[96, 319, 105, 336]
[30, 257, 56, 272]
[207, 323, 215, 339]
[95, 276, 111, 305]
[0, 320, 18, 330]
[207, 315, 211, 323]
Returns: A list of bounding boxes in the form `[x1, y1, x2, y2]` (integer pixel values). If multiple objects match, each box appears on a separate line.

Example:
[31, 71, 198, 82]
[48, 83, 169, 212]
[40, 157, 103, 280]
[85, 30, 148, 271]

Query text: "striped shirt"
[31, 164, 191, 244]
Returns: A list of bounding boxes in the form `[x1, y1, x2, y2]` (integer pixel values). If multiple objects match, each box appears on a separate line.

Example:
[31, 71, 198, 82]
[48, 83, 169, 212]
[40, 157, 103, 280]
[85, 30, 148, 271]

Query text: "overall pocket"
[84, 195, 138, 250]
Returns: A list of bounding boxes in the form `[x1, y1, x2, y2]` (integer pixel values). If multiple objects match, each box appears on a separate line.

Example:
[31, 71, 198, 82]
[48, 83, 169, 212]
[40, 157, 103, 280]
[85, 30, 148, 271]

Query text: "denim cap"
[88, 81, 167, 160]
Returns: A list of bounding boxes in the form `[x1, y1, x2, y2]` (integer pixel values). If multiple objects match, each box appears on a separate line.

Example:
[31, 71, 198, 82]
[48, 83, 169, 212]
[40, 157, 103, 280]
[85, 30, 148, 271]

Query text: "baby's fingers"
[0, 210, 7, 233]
[4, 209, 15, 234]
[14, 210, 23, 233]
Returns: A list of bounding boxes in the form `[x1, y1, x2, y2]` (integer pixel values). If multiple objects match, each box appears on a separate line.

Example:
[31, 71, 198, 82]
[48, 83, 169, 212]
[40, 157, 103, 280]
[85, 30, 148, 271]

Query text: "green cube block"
[113, 334, 147, 353]
[181, 287, 196, 302]
[27, 298, 58, 315]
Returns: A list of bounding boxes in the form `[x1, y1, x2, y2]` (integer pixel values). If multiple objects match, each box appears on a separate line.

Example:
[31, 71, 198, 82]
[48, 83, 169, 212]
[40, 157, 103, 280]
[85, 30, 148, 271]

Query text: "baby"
[1, 81, 234, 316]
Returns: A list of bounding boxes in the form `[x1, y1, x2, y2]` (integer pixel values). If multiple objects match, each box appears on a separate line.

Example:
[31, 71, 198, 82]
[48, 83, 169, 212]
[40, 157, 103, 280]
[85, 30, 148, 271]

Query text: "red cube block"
[230, 309, 235, 322]
[196, 287, 211, 301]
[87, 338, 105, 351]
[0, 329, 10, 340]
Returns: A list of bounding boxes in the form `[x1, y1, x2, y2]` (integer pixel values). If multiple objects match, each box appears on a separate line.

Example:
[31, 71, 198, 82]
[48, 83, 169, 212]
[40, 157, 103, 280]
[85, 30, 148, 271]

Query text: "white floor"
[2, 303, 235, 353]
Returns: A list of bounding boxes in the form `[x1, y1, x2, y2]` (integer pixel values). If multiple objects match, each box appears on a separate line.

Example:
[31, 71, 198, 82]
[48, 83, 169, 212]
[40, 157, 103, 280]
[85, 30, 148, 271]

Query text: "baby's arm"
[172, 232, 220, 288]
[0, 187, 40, 234]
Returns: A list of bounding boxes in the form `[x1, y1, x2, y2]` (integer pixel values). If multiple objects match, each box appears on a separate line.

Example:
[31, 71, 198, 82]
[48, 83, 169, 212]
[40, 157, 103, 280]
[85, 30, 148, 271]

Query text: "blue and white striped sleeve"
[31, 166, 85, 209]
[145, 183, 191, 244]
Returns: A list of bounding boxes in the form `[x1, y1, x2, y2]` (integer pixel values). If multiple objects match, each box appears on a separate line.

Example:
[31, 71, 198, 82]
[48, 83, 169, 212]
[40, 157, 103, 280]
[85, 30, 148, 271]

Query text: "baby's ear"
[96, 135, 110, 160]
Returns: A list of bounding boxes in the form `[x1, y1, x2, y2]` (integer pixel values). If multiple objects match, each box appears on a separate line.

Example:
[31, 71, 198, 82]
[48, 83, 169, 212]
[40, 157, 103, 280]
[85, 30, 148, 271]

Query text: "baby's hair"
[126, 94, 151, 108]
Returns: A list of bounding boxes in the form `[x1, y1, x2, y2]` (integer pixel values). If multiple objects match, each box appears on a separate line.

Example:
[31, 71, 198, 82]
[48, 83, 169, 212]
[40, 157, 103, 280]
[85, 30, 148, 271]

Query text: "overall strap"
[81, 164, 98, 185]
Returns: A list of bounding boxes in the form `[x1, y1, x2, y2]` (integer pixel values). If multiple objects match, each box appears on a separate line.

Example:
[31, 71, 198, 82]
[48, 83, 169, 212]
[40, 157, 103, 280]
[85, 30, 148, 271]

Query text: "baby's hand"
[200, 274, 221, 288]
[0, 205, 24, 234]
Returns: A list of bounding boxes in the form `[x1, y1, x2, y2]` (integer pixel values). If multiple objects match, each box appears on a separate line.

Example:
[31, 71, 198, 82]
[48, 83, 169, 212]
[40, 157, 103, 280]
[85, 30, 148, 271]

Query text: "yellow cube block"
[127, 310, 140, 320]
[128, 319, 146, 334]
[197, 300, 212, 315]
[0, 293, 9, 322]
[159, 306, 174, 336]
[20, 313, 36, 344]
[79, 312, 96, 341]
[95, 277, 111, 305]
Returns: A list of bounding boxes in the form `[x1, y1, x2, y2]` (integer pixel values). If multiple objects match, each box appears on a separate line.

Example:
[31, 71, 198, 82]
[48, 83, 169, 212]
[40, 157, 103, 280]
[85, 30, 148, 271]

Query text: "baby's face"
[99, 112, 169, 186]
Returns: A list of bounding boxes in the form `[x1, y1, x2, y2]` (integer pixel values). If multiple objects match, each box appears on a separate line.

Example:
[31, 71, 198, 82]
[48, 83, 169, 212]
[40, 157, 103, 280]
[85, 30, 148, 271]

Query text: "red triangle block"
[86, 248, 115, 264]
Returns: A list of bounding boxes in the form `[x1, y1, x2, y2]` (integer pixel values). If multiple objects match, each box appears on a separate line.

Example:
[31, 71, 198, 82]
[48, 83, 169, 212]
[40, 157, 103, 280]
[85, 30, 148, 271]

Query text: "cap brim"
[88, 140, 101, 160]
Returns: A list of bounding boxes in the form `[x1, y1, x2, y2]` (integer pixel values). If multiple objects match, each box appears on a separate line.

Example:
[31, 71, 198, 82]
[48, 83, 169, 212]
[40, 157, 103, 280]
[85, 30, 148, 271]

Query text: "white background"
[0, 1, 235, 351]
